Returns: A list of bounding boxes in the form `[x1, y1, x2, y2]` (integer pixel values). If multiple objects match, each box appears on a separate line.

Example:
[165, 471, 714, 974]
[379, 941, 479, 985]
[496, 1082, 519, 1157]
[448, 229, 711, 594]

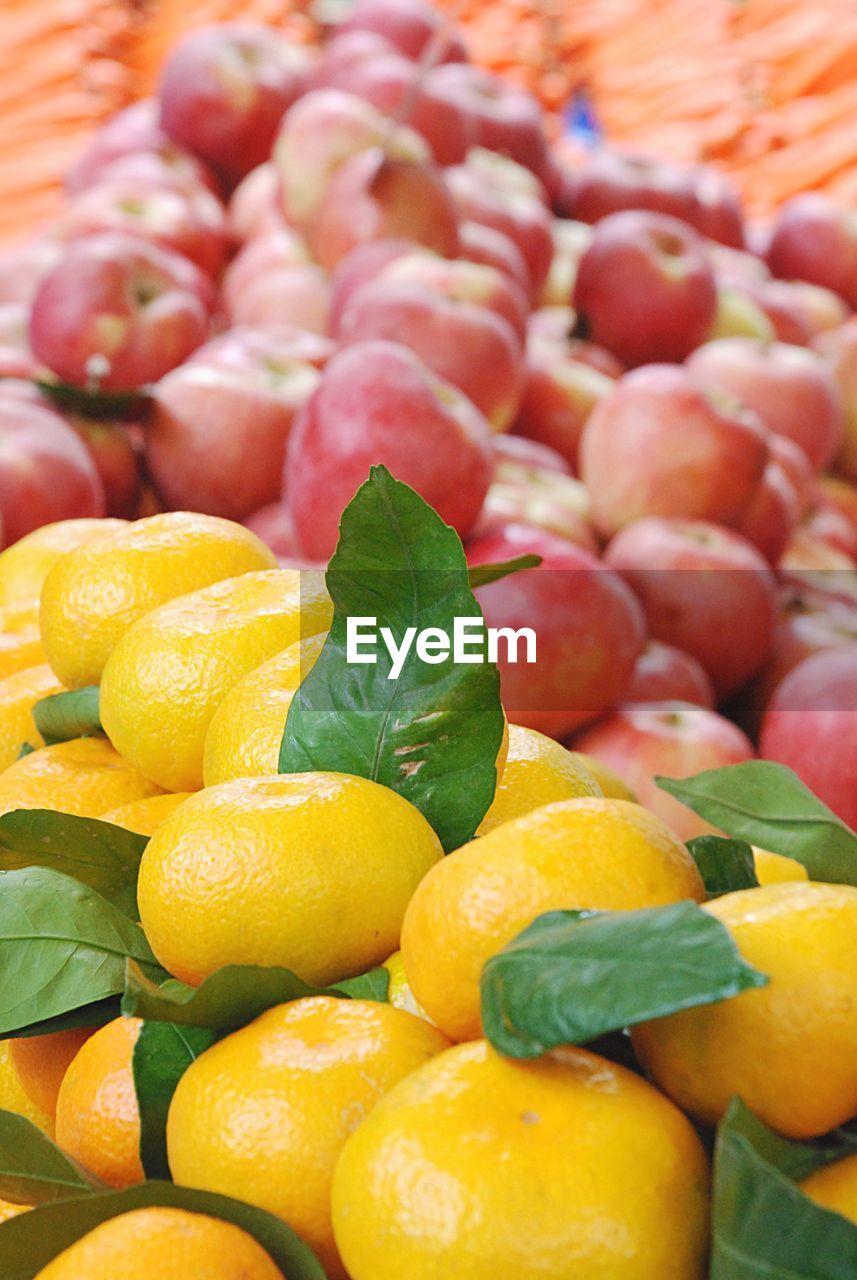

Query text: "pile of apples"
[1, 0, 856, 830]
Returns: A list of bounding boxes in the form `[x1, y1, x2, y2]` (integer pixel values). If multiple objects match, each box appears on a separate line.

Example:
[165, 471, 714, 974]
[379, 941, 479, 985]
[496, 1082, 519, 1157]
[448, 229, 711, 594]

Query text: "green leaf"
[16, 745, 35, 760]
[2, 999, 120, 1041]
[712, 1100, 857, 1278]
[32, 688, 103, 746]
[480, 903, 769, 1059]
[657, 762, 857, 885]
[467, 554, 541, 589]
[280, 466, 505, 853]
[133, 1021, 216, 1180]
[0, 810, 147, 918]
[0, 1181, 327, 1280]
[686, 835, 760, 898]
[0, 1112, 103, 1207]
[0, 867, 161, 1036]
[34, 379, 148, 420]
[123, 960, 385, 1033]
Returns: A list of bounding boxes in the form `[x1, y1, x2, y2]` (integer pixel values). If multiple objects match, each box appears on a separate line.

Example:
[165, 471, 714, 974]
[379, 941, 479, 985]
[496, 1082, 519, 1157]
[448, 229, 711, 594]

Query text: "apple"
[778, 529, 857, 608]
[425, 62, 548, 173]
[306, 148, 460, 271]
[229, 263, 332, 334]
[737, 455, 801, 565]
[28, 233, 212, 391]
[555, 149, 699, 225]
[0, 305, 37, 379]
[789, 281, 849, 337]
[491, 433, 571, 476]
[692, 166, 746, 248]
[766, 432, 818, 518]
[312, 31, 399, 90]
[275, 88, 429, 228]
[193, 325, 333, 372]
[819, 475, 857, 538]
[468, 523, 646, 737]
[540, 219, 594, 306]
[514, 342, 615, 473]
[227, 162, 286, 243]
[284, 340, 493, 560]
[470, 467, 597, 551]
[0, 386, 105, 541]
[146, 332, 321, 521]
[67, 416, 141, 519]
[328, 238, 419, 331]
[526, 307, 624, 376]
[221, 227, 310, 315]
[802, 502, 857, 560]
[243, 501, 301, 560]
[336, 0, 468, 64]
[369, 251, 528, 342]
[159, 24, 313, 188]
[580, 364, 769, 538]
[813, 319, 857, 480]
[0, 239, 62, 306]
[66, 99, 219, 197]
[624, 640, 715, 707]
[687, 337, 844, 472]
[605, 517, 778, 699]
[760, 643, 857, 829]
[765, 194, 857, 309]
[573, 701, 753, 841]
[707, 284, 776, 343]
[573, 211, 717, 366]
[457, 220, 531, 297]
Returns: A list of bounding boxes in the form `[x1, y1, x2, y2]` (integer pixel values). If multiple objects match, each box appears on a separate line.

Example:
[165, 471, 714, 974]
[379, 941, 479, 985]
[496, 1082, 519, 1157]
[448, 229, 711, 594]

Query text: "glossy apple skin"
[284, 340, 493, 561]
[624, 640, 715, 708]
[573, 701, 753, 840]
[425, 63, 548, 174]
[458, 221, 532, 297]
[761, 643, 857, 829]
[514, 335, 616, 474]
[68, 416, 141, 518]
[573, 211, 717, 366]
[468, 523, 647, 738]
[580, 364, 769, 539]
[605, 517, 778, 700]
[766, 194, 857, 310]
[687, 337, 845, 472]
[159, 24, 313, 188]
[737, 456, 801, 566]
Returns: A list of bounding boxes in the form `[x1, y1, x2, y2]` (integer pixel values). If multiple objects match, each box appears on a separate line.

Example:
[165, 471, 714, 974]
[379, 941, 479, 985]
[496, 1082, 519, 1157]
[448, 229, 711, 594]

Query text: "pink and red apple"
[624, 640, 715, 707]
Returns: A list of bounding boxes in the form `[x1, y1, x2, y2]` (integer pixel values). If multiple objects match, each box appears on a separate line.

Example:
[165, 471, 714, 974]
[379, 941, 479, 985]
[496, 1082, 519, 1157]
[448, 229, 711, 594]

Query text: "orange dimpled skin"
[9, 1028, 94, 1119]
[0, 738, 164, 819]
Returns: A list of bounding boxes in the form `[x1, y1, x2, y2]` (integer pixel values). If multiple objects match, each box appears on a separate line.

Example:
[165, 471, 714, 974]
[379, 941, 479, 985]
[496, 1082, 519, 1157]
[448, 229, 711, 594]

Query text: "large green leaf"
[658, 762, 857, 885]
[123, 960, 389, 1032]
[133, 1021, 216, 1180]
[686, 835, 760, 899]
[712, 1100, 857, 1278]
[481, 904, 768, 1059]
[0, 1112, 103, 1207]
[2, 1000, 119, 1042]
[0, 810, 147, 918]
[0, 1181, 327, 1280]
[279, 466, 505, 853]
[0, 867, 160, 1035]
[31, 688, 103, 746]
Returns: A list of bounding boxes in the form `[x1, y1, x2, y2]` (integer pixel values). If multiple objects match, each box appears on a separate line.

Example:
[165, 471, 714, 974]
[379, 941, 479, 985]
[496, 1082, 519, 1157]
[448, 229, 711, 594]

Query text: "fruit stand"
[0, 2, 856, 1277]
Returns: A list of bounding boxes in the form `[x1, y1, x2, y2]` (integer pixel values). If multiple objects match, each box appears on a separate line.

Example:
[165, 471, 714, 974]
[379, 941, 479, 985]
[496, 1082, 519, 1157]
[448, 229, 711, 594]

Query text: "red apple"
[68, 416, 141, 518]
[159, 24, 313, 188]
[328, 238, 419, 331]
[624, 640, 715, 707]
[541, 219, 594, 306]
[458, 220, 532, 297]
[0, 305, 37, 379]
[243, 501, 300, 559]
[336, 0, 468, 64]
[285, 340, 492, 560]
[556, 150, 697, 223]
[526, 307, 624, 377]
[765, 194, 857, 309]
[605, 517, 778, 699]
[692, 167, 746, 248]
[229, 263, 332, 334]
[803, 502, 857, 560]
[789, 281, 849, 337]
[760, 643, 857, 829]
[28, 233, 212, 391]
[146, 333, 321, 521]
[767, 433, 817, 518]
[306, 148, 459, 272]
[194, 325, 332, 372]
[580, 365, 769, 538]
[370, 251, 528, 342]
[0, 387, 105, 541]
[470, 467, 597, 551]
[778, 529, 857, 608]
[688, 337, 845, 472]
[813, 319, 857, 480]
[0, 239, 62, 307]
[312, 31, 399, 90]
[227, 163, 286, 243]
[425, 63, 548, 173]
[819, 475, 857, 538]
[221, 227, 310, 315]
[66, 99, 218, 197]
[573, 211, 717, 366]
[491, 433, 571, 476]
[468, 523, 646, 737]
[749, 583, 857, 721]
[573, 701, 753, 840]
[737, 455, 801, 565]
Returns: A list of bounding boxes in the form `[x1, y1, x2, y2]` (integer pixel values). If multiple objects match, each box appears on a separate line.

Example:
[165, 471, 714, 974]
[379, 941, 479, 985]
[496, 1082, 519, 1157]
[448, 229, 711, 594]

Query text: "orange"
[570, 750, 638, 801]
[0, 1040, 53, 1135]
[477, 724, 601, 834]
[9, 1028, 93, 1120]
[0, 518, 126, 610]
[382, 950, 432, 1022]
[167, 996, 451, 1280]
[0, 738, 163, 819]
[0, 663, 64, 771]
[100, 792, 192, 837]
[800, 1154, 857, 1224]
[632, 882, 857, 1139]
[33, 1206, 285, 1280]
[331, 1040, 710, 1280]
[402, 796, 705, 1041]
[54, 1016, 143, 1189]
[138, 773, 443, 987]
[0, 605, 45, 681]
[753, 847, 809, 886]
[39, 512, 276, 688]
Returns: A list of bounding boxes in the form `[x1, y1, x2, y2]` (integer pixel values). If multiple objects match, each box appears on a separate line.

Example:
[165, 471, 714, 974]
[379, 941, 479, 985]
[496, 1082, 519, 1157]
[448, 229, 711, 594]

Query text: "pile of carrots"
[2, 0, 857, 246]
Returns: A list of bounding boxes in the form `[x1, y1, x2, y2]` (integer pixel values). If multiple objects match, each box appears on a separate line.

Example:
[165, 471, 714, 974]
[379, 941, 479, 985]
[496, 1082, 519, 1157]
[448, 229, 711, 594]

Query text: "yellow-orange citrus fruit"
[0, 738, 163, 819]
[33, 1207, 285, 1280]
[203, 632, 326, 786]
[100, 569, 331, 792]
[138, 772, 443, 988]
[402, 796, 705, 1042]
[569, 750, 638, 801]
[332, 1040, 710, 1280]
[632, 882, 857, 1138]
[0, 605, 45, 681]
[0, 663, 64, 771]
[0, 518, 126, 609]
[383, 951, 432, 1022]
[800, 1154, 857, 1224]
[100, 792, 192, 837]
[477, 724, 601, 834]
[40, 512, 276, 688]
[9, 1028, 94, 1119]
[0, 1198, 29, 1224]
[167, 996, 451, 1279]
[753, 847, 809, 885]
[0, 1040, 53, 1135]
[54, 1016, 143, 1188]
